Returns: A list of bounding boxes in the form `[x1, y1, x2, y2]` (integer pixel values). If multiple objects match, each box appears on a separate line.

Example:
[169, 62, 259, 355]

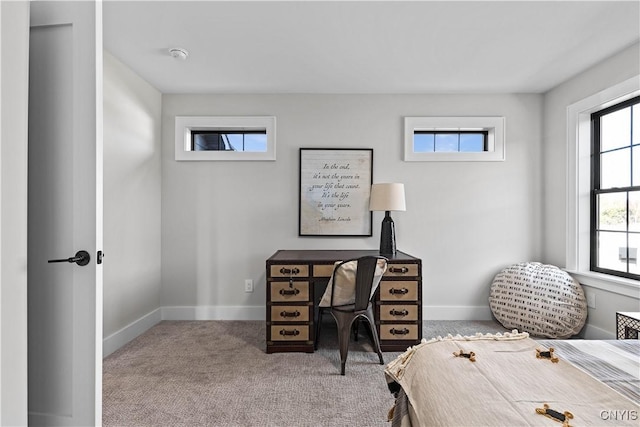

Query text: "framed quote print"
[299, 148, 373, 236]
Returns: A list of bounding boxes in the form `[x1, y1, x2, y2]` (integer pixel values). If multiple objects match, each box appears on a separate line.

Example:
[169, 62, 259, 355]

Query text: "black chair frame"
[314, 256, 388, 375]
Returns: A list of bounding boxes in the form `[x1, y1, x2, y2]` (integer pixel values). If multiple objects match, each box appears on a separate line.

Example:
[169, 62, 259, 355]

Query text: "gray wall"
[0, 1, 29, 424]
[542, 42, 640, 337]
[161, 93, 543, 320]
[103, 42, 640, 349]
[103, 51, 162, 352]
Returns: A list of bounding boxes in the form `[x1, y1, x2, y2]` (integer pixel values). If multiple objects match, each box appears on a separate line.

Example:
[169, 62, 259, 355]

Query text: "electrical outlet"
[244, 279, 254, 293]
[586, 292, 596, 309]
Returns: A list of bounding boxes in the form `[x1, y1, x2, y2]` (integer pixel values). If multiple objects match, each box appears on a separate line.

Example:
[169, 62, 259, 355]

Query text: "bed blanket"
[536, 339, 639, 403]
[385, 331, 639, 427]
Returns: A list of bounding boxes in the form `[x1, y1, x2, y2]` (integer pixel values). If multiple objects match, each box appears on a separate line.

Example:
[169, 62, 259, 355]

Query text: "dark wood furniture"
[265, 249, 422, 353]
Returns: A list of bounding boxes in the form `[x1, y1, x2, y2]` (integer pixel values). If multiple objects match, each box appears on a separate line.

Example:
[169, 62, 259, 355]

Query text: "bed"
[385, 331, 639, 426]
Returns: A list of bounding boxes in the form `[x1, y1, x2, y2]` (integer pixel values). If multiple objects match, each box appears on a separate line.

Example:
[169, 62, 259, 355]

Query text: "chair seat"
[331, 303, 358, 312]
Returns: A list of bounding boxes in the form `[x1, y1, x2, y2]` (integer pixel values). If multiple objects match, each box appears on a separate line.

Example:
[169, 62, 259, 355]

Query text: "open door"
[28, 1, 103, 425]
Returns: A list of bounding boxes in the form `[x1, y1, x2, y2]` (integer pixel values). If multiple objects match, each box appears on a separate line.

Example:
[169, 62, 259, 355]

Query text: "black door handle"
[48, 250, 90, 266]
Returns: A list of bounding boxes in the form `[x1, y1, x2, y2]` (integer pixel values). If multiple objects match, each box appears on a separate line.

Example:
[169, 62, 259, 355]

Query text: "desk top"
[267, 249, 419, 262]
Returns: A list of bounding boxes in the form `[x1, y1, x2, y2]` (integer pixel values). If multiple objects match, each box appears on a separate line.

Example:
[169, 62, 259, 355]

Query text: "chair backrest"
[330, 256, 388, 311]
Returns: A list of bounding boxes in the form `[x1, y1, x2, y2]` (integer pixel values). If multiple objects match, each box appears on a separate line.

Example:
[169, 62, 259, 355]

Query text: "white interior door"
[28, 1, 103, 426]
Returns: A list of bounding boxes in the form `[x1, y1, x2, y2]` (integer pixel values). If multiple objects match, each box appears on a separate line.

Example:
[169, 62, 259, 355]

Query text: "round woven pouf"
[489, 262, 587, 339]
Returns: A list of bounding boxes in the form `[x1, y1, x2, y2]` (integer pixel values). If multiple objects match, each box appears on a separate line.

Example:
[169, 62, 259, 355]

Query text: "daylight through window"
[191, 130, 267, 152]
[413, 131, 488, 153]
[404, 116, 505, 162]
[591, 95, 640, 280]
[175, 116, 276, 161]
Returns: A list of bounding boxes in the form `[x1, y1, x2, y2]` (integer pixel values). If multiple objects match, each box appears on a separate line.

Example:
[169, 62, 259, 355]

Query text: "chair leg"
[364, 308, 384, 365]
[315, 308, 324, 350]
[332, 311, 353, 375]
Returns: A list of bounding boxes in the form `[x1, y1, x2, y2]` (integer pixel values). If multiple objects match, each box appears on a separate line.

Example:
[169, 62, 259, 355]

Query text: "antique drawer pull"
[280, 310, 301, 318]
[390, 327, 410, 336]
[389, 266, 409, 274]
[390, 309, 409, 317]
[279, 288, 300, 296]
[279, 267, 300, 275]
[279, 328, 300, 336]
[389, 287, 409, 295]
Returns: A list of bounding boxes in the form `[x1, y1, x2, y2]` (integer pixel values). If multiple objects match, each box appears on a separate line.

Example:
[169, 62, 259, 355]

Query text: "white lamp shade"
[369, 183, 406, 211]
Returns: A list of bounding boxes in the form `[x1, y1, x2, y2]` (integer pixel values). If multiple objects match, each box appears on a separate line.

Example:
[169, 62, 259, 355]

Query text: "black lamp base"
[379, 211, 396, 255]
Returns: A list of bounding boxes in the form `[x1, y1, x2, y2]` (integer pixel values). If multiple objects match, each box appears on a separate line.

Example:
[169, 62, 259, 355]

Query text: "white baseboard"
[103, 308, 162, 357]
[103, 306, 265, 357]
[161, 305, 495, 321]
[103, 304, 493, 356]
[581, 323, 616, 339]
[103, 304, 619, 357]
[161, 305, 265, 321]
[424, 305, 494, 320]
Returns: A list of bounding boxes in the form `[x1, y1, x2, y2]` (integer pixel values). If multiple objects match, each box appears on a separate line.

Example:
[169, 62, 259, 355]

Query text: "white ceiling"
[103, 0, 640, 94]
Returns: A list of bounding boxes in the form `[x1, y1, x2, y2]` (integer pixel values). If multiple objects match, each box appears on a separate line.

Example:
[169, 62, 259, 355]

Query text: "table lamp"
[369, 183, 406, 255]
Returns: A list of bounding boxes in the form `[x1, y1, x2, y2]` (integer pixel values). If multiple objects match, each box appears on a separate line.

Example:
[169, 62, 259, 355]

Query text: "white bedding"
[385, 331, 639, 427]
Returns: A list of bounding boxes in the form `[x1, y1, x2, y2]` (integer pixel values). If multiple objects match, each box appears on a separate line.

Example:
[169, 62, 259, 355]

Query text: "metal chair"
[315, 256, 388, 375]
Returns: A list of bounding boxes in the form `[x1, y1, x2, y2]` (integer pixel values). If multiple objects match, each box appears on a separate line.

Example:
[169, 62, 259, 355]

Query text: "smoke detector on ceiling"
[169, 47, 189, 61]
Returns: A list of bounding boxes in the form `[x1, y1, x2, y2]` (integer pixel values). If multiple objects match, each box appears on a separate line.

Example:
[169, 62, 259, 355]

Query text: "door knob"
[48, 250, 90, 266]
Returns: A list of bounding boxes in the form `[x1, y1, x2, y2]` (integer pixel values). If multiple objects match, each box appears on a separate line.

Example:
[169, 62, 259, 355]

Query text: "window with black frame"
[191, 130, 267, 152]
[591, 96, 640, 279]
[413, 131, 488, 153]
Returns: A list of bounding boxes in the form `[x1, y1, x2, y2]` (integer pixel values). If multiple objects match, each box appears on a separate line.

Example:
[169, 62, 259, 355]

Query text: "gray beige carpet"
[103, 320, 508, 427]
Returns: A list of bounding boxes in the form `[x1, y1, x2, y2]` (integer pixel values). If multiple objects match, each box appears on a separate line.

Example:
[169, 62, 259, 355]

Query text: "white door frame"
[0, 1, 30, 425]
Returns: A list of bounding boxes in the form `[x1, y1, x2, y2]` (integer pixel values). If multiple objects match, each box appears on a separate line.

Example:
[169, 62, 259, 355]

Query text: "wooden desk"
[265, 249, 422, 353]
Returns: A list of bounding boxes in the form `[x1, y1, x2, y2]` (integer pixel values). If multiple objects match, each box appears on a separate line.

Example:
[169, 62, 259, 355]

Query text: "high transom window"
[591, 96, 640, 279]
[403, 116, 505, 162]
[175, 116, 276, 161]
[191, 130, 267, 152]
[413, 131, 488, 153]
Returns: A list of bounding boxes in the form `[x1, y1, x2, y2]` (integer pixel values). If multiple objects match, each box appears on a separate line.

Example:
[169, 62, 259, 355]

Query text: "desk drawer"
[270, 281, 310, 302]
[380, 324, 419, 340]
[312, 264, 335, 277]
[270, 325, 309, 341]
[379, 304, 418, 321]
[385, 263, 419, 277]
[270, 264, 309, 278]
[270, 305, 310, 322]
[379, 281, 418, 301]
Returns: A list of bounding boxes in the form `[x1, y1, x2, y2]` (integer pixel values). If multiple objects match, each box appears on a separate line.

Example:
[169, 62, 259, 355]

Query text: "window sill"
[564, 270, 640, 299]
